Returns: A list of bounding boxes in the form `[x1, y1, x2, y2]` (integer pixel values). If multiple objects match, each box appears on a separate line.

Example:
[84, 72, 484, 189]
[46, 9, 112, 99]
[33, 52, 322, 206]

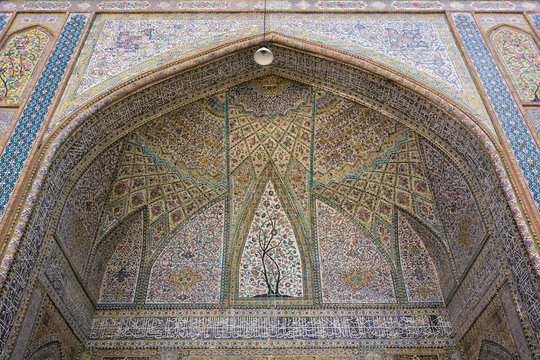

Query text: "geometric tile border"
[0, 1, 538, 12]
[526, 108, 540, 135]
[0, 13, 10, 33]
[0, 110, 16, 139]
[533, 15, 540, 32]
[0, 14, 88, 222]
[452, 13, 540, 212]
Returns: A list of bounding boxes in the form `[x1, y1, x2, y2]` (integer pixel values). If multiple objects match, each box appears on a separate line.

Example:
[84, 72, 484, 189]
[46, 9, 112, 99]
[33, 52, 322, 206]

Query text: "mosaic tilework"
[0, 28, 51, 104]
[98, 210, 144, 304]
[90, 346, 453, 359]
[447, 238, 504, 340]
[41, 245, 94, 339]
[0, 14, 88, 220]
[99, 134, 227, 248]
[460, 294, 518, 360]
[400, 211, 456, 300]
[49, 14, 492, 136]
[147, 200, 225, 304]
[230, 158, 256, 231]
[22, 2, 71, 10]
[231, 166, 314, 306]
[270, 14, 491, 131]
[10, 13, 63, 33]
[0, 109, 16, 139]
[452, 13, 540, 210]
[313, 91, 407, 186]
[75, 16, 258, 96]
[88, 310, 454, 347]
[3, 46, 539, 353]
[228, 76, 313, 179]
[0, 14, 11, 34]
[1, 0, 539, 12]
[285, 158, 310, 233]
[398, 211, 443, 303]
[49, 14, 261, 131]
[239, 180, 304, 298]
[479, 340, 516, 360]
[55, 142, 123, 277]
[316, 200, 397, 304]
[526, 108, 540, 134]
[24, 295, 82, 360]
[490, 26, 540, 103]
[477, 14, 530, 32]
[532, 15, 540, 32]
[135, 95, 227, 187]
[313, 130, 445, 240]
[420, 139, 487, 278]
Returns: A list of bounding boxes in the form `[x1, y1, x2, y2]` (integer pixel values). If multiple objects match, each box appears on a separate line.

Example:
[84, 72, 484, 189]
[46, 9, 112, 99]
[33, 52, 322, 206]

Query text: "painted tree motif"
[0, 28, 50, 104]
[490, 27, 540, 102]
[239, 180, 303, 298]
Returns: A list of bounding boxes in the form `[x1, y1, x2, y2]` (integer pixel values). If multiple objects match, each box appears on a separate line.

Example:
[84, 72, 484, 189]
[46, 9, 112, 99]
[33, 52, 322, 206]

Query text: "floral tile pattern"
[98, 211, 144, 303]
[147, 200, 225, 304]
[0, 14, 89, 220]
[49, 14, 492, 137]
[398, 211, 444, 303]
[420, 138, 487, 278]
[55, 142, 123, 277]
[0, 109, 16, 139]
[452, 13, 540, 211]
[239, 180, 304, 298]
[489, 26, 540, 102]
[316, 200, 397, 304]
[0, 28, 51, 104]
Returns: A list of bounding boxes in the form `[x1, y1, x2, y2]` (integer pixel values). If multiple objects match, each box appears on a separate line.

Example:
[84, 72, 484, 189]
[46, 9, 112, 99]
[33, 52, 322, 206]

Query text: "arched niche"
[0, 34, 538, 356]
[0, 25, 52, 105]
[489, 25, 540, 103]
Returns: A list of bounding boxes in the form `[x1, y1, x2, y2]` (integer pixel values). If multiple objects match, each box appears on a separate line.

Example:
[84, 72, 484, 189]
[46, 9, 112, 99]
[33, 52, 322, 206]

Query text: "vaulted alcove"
[3, 40, 538, 359]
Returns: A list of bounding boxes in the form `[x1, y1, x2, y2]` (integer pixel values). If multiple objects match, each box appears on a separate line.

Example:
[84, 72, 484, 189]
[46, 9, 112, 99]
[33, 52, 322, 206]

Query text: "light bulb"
[254, 46, 274, 66]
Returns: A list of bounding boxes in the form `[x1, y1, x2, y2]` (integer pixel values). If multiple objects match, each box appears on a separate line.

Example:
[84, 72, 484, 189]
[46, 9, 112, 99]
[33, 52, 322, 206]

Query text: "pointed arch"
[0, 25, 52, 104]
[0, 32, 538, 354]
[230, 165, 315, 306]
[489, 25, 540, 103]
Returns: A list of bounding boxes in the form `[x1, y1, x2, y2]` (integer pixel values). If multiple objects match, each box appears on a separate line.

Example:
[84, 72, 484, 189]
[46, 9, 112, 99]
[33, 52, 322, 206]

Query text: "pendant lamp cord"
[263, 0, 267, 43]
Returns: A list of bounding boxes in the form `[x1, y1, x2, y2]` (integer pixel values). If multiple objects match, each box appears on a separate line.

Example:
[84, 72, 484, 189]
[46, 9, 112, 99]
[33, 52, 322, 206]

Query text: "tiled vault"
[6, 45, 539, 359]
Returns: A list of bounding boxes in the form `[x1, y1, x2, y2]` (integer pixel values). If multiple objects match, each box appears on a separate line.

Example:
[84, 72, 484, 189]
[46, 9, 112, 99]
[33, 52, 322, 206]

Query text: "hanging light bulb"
[254, 42, 274, 66]
[254, 0, 273, 66]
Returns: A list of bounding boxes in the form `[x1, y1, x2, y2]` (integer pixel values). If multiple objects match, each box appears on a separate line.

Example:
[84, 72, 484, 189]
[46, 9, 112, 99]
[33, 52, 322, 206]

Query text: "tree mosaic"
[0, 28, 50, 104]
[66, 76, 462, 310]
[146, 200, 225, 304]
[315, 201, 396, 304]
[238, 180, 304, 298]
[490, 26, 540, 102]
